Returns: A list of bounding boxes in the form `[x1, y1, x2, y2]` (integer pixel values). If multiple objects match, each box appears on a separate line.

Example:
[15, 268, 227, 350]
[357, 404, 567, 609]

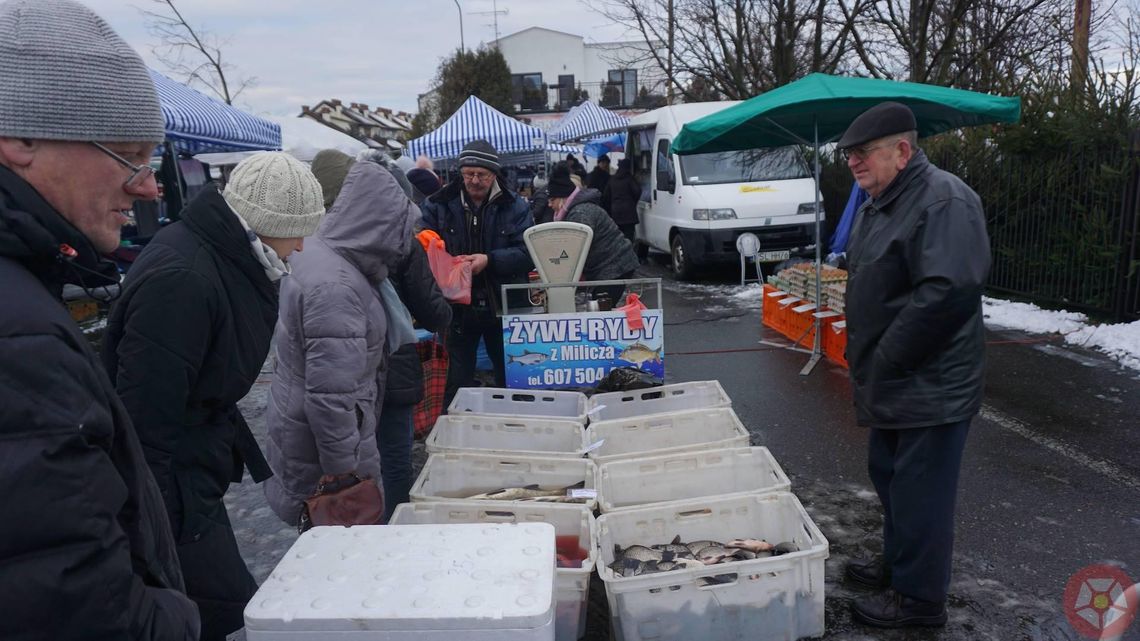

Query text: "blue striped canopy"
[151, 70, 281, 154]
[547, 101, 629, 143]
[406, 95, 548, 160]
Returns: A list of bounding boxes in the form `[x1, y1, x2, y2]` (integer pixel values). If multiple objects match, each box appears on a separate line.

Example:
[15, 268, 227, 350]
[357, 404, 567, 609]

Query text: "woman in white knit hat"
[103, 151, 325, 641]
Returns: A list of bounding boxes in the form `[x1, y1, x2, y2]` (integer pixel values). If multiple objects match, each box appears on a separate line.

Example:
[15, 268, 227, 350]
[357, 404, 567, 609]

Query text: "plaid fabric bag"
[413, 337, 449, 440]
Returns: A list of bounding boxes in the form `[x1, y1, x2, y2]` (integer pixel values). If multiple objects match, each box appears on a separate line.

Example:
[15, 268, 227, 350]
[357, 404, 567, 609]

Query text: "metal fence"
[821, 142, 1140, 321]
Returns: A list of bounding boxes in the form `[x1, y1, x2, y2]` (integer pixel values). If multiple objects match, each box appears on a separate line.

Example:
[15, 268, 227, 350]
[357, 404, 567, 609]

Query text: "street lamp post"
[453, 0, 465, 53]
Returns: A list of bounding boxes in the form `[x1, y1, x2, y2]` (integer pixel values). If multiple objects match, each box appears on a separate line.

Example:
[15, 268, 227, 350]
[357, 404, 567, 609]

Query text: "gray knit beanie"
[223, 153, 325, 238]
[0, 0, 164, 142]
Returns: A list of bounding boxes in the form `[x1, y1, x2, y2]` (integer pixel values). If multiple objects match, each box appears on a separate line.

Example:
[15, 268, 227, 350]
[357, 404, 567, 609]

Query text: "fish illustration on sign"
[617, 342, 662, 368]
[508, 350, 548, 366]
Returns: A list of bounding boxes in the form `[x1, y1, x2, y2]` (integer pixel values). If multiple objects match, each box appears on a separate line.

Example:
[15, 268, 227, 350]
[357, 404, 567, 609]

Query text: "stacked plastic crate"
[397, 388, 599, 641]
[763, 263, 849, 367]
[586, 381, 830, 641]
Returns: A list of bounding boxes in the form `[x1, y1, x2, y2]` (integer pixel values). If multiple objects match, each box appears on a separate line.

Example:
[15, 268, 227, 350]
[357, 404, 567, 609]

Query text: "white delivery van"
[625, 102, 820, 279]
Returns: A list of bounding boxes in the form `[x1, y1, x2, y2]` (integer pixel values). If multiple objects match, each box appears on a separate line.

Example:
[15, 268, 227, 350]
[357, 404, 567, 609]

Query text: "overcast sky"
[80, 0, 631, 118]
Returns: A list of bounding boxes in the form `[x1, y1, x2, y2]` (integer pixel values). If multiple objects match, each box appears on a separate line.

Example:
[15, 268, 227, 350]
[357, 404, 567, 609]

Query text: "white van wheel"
[670, 234, 695, 280]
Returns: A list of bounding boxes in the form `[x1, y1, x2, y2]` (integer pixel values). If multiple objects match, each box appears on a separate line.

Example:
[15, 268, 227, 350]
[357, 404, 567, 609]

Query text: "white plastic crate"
[596, 493, 829, 641]
[410, 452, 600, 511]
[449, 387, 588, 423]
[586, 381, 731, 422]
[244, 523, 555, 640]
[585, 407, 749, 465]
[390, 501, 596, 641]
[426, 414, 588, 458]
[596, 447, 791, 513]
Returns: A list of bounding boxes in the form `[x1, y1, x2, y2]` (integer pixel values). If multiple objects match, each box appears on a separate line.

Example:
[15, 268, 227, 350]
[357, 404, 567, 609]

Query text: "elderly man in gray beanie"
[0, 1, 199, 640]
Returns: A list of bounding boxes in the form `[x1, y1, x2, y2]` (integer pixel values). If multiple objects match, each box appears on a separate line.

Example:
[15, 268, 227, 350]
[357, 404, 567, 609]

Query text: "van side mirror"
[656, 169, 675, 194]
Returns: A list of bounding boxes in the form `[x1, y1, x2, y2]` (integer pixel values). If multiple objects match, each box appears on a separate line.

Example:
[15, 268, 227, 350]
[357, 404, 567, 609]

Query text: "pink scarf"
[553, 187, 581, 221]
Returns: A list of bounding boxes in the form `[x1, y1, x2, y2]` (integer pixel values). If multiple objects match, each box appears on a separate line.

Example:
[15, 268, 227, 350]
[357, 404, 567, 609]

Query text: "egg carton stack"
[825, 280, 848, 314]
[585, 381, 829, 641]
[768, 264, 848, 312]
[400, 388, 598, 641]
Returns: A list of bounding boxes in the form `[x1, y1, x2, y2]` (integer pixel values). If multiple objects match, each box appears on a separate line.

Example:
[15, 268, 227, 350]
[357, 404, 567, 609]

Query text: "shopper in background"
[311, 150, 452, 521]
[602, 157, 642, 246]
[587, 153, 612, 193]
[264, 153, 420, 526]
[0, 1, 199, 638]
[839, 102, 990, 629]
[420, 140, 533, 409]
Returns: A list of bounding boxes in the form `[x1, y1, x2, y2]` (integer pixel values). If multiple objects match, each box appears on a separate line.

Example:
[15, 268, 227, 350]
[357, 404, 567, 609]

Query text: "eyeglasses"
[841, 139, 898, 162]
[90, 142, 155, 189]
[461, 170, 494, 183]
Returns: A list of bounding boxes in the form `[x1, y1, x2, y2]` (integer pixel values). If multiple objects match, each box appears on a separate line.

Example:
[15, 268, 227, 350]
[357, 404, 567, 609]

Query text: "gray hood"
[317, 161, 417, 283]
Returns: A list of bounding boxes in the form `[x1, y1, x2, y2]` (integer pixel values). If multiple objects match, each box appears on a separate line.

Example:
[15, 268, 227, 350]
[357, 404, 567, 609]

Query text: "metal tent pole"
[800, 118, 823, 376]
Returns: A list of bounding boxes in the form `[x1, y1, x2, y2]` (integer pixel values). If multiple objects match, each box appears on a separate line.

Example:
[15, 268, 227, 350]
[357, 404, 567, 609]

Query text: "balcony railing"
[512, 80, 667, 113]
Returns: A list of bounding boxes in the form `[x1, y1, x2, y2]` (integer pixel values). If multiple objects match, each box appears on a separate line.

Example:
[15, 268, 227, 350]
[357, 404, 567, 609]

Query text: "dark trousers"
[444, 308, 506, 410]
[867, 418, 971, 604]
[377, 401, 415, 522]
[618, 223, 636, 246]
[177, 509, 258, 641]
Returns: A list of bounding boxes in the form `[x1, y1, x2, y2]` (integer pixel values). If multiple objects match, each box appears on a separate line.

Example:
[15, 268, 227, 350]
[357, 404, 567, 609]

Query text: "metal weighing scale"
[523, 222, 593, 313]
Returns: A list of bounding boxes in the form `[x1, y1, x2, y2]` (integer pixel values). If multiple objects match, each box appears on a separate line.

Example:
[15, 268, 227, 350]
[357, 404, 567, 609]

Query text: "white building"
[492, 27, 667, 125]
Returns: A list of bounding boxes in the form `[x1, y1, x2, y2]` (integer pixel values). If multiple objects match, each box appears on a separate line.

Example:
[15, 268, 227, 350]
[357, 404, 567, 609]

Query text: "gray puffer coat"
[563, 188, 640, 281]
[264, 161, 418, 524]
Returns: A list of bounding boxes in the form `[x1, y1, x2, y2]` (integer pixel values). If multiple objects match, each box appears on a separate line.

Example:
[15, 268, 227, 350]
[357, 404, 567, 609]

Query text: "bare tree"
[141, 0, 255, 105]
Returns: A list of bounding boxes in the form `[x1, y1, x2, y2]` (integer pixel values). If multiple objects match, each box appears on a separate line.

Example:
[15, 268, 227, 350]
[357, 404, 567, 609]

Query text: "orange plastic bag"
[421, 232, 472, 305]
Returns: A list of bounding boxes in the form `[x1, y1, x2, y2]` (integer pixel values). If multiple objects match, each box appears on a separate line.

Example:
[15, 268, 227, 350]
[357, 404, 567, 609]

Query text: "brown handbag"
[298, 473, 385, 533]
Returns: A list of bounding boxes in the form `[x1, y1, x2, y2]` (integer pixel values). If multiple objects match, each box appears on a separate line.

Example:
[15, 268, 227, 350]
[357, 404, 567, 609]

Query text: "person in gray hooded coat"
[263, 158, 418, 525]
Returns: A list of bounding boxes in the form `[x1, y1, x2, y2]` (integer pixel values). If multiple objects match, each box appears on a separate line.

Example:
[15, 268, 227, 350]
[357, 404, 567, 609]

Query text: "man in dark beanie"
[838, 102, 990, 629]
[0, 0, 199, 639]
[587, 153, 612, 193]
[420, 139, 532, 407]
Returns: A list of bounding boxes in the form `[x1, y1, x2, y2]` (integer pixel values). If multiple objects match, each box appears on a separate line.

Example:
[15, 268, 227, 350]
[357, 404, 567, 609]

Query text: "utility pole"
[1071, 0, 1092, 92]
[666, 0, 674, 104]
[471, 0, 508, 46]
[453, 0, 465, 52]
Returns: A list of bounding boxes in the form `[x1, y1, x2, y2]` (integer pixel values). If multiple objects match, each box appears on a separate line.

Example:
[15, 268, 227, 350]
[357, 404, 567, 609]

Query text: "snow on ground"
[983, 296, 1140, 372]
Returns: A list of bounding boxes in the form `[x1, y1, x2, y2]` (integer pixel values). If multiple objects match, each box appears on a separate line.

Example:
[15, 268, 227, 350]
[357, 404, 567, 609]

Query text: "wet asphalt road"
[220, 256, 1140, 641]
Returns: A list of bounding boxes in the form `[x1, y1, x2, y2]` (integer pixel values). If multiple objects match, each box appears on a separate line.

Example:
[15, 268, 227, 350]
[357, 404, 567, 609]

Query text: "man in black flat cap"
[421, 140, 533, 408]
[838, 102, 991, 628]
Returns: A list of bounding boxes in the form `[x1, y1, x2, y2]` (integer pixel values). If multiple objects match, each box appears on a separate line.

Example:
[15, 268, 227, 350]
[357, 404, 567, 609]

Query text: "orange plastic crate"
[822, 317, 849, 368]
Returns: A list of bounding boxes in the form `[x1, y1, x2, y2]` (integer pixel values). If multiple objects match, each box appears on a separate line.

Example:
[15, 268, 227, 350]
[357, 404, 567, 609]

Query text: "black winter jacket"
[0, 166, 199, 640]
[602, 170, 642, 226]
[563, 189, 640, 281]
[384, 242, 452, 405]
[103, 187, 274, 547]
[845, 150, 991, 429]
[587, 167, 611, 193]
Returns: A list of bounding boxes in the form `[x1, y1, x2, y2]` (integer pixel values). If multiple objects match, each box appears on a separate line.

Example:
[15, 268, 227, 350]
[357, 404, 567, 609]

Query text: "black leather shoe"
[845, 556, 890, 589]
[851, 589, 948, 628]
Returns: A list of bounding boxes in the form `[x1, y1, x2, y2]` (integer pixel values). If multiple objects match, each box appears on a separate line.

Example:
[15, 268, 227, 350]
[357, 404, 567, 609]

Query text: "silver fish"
[508, 350, 548, 366]
[465, 481, 583, 501]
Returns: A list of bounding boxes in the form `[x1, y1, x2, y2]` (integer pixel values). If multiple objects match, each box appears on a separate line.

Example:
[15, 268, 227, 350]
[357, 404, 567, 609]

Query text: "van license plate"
[755, 250, 790, 262]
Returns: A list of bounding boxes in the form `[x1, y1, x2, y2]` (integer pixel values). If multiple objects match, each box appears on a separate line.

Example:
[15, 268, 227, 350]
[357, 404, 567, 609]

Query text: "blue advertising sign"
[502, 310, 665, 389]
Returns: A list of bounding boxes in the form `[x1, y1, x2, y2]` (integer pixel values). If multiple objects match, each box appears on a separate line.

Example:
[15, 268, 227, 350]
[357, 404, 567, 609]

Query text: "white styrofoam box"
[390, 501, 596, 641]
[449, 388, 588, 423]
[596, 447, 791, 513]
[596, 493, 829, 641]
[586, 381, 731, 422]
[426, 414, 588, 458]
[244, 523, 556, 640]
[585, 407, 749, 465]
[410, 452, 600, 511]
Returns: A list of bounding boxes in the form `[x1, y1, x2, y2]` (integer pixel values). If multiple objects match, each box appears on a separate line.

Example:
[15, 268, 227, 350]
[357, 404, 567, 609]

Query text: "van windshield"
[678, 147, 810, 185]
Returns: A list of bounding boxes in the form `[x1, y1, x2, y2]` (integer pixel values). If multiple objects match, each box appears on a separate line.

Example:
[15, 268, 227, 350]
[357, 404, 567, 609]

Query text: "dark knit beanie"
[0, 0, 164, 142]
[406, 167, 442, 198]
[310, 149, 356, 208]
[458, 139, 500, 172]
[547, 163, 576, 198]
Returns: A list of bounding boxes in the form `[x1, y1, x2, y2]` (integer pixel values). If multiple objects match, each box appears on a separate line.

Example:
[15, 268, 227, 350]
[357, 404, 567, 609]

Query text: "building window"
[607, 69, 637, 107]
[511, 73, 546, 111]
[557, 74, 576, 110]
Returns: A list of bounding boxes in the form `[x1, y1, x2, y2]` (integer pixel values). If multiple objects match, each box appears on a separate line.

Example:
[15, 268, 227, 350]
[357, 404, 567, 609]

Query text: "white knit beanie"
[223, 152, 325, 238]
[0, 0, 164, 142]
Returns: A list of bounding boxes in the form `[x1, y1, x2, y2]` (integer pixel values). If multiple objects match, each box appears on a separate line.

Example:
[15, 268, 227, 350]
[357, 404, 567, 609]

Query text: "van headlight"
[798, 202, 823, 217]
[693, 208, 737, 220]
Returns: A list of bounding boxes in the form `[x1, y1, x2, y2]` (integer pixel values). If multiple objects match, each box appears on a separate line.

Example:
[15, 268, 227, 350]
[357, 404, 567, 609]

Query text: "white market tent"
[407, 95, 561, 160]
[547, 101, 629, 143]
[193, 115, 368, 165]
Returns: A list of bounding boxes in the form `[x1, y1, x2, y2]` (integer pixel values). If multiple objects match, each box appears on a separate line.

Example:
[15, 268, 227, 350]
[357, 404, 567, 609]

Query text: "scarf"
[233, 210, 290, 282]
[553, 187, 582, 222]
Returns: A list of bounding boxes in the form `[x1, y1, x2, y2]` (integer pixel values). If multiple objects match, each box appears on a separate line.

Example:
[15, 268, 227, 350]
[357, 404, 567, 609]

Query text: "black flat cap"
[837, 102, 917, 150]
